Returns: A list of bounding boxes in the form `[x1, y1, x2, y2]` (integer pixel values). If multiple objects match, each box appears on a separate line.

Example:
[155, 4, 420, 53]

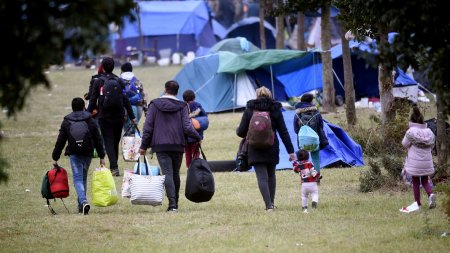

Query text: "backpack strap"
[296, 112, 320, 126]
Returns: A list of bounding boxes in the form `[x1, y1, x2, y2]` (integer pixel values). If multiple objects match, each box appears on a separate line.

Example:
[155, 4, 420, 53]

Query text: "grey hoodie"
[140, 95, 201, 153]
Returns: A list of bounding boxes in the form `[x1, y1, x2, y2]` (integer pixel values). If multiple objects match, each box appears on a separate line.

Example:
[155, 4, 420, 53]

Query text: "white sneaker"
[429, 194, 437, 209]
[400, 202, 420, 213]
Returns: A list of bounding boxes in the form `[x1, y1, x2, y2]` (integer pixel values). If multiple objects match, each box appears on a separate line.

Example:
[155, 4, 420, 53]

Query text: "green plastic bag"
[92, 166, 118, 207]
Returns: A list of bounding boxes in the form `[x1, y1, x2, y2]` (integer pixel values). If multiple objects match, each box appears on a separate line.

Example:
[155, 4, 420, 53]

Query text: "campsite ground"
[0, 66, 448, 253]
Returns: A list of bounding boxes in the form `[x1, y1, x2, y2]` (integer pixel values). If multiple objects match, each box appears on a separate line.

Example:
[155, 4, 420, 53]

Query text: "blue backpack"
[296, 113, 320, 152]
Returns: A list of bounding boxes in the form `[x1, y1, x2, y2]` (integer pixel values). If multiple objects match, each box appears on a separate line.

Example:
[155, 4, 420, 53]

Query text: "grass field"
[0, 66, 448, 253]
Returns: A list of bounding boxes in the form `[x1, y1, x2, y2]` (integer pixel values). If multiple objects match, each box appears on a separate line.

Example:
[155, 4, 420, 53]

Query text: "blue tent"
[283, 37, 419, 101]
[225, 17, 277, 49]
[331, 39, 418, 100]
[116, 1, 216, 56]
[174, 50, 319, 113]
[277, 110, 365, 169]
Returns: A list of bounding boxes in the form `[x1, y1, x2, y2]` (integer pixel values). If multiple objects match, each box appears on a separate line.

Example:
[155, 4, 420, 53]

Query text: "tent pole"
[233, 74, 237, 113]
[270, 65, 275, 99]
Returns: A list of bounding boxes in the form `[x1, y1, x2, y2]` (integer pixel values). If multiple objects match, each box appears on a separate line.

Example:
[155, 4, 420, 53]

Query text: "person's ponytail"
[410, 105, 424, 124]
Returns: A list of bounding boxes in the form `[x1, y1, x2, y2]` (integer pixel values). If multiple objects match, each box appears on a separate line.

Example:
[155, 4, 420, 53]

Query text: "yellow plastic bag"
[92, 166, 118, 207]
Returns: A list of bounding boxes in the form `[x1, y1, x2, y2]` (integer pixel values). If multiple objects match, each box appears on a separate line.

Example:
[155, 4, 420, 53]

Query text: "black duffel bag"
[185, 145, 215, 203]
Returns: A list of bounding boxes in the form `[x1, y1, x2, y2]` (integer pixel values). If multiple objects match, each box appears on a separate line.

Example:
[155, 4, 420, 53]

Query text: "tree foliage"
[0, 0, 136, 183]
[336, 0, 450, 113]
[0, 0, 135, 117]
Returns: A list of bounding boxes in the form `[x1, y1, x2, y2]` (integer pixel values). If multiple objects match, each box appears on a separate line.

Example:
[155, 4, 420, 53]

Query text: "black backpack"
[67, 120, 91, 154]
[185, 145, 215, 203]
[100, 76, 124, 110]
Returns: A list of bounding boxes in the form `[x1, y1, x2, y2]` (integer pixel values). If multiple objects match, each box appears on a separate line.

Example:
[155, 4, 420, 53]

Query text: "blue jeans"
[70, 155, 92, 210]
[123, 105, 142, 131]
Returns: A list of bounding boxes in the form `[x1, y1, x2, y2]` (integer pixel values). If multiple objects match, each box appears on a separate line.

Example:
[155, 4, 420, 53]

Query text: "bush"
[359, 160, 384, 192]
[381, 155, 404, 181]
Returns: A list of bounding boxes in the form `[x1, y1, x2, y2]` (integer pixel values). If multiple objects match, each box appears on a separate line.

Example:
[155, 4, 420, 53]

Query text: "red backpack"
[41, 164, 70, 214]
[247, 111, 274, 149]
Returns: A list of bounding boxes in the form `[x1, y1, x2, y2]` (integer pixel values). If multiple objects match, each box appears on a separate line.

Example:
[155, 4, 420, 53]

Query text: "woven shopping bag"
[129, 157, 165, 206]
[122, 125, 142, 162]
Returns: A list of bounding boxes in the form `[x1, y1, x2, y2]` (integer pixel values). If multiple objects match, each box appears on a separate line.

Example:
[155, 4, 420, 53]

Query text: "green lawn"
[0, 66, 448, 253]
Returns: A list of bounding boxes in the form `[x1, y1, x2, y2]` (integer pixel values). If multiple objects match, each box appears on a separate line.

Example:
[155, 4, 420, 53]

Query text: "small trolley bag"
[185, 145, 215, 203]
[41, 164, 70, 215]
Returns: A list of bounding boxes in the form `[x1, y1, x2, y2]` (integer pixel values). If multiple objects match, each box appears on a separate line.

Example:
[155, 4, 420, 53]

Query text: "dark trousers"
[99, 118, 124, 170]
[254, 163, 276, 209]
[156, 151, 183, 209]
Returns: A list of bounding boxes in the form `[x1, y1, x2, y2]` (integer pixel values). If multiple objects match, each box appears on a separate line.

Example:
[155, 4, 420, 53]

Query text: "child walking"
[52, 97, 106, 215]
[183, 89, 208, 168]
[293, 149, 320, 212]
[400, 106, 436, 212]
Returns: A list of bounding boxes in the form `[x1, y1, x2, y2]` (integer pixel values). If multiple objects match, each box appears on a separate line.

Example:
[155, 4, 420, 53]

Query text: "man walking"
[87, 57, 135, 176]
[139, 80, 201, 212]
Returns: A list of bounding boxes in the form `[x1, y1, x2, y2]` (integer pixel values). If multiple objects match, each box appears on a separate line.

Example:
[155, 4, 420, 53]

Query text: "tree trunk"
[259, 0, 266, 49]
[436, 93, 449, 178]
[320, 3, 335, 112]
[297, 12, 305, 51]
[340, 25, 356, 125]
[377, 31, 395, 124]
[275, 0, 284, 49]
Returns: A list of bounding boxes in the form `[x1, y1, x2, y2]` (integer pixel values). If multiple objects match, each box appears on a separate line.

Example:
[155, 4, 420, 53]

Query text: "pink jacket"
[402, 122, 435, 176]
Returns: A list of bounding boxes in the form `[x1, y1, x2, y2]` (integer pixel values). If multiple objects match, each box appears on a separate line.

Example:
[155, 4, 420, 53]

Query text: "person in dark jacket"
[52, 97, 106, 215]
[87, 57, 135, 176]
[293, 93, 329, 174]
[139, 80, 201, 212]
[236, 86, 296, 211]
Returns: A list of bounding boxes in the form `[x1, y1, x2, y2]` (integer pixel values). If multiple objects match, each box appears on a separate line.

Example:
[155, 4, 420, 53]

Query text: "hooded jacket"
[236, 97, 294, 165]
[402, 122, 435, 176]
[120, 72, 144, 106]
[293, 102, 329, 149]
[52, 110, 105, 161]
[140, 95, 201, 153]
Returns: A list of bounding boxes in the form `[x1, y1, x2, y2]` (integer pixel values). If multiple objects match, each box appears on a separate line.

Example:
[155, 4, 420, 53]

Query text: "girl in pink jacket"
[401, 106, 436, 211]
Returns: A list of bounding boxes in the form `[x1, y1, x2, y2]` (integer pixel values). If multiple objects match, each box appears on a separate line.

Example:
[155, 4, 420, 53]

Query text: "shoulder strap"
[305, 112, 320, 125]
[194, 144, 207, 161]
[296, 112, 320, 126]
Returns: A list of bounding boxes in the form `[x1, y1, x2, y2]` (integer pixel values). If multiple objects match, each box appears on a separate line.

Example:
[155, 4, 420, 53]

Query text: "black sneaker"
[312, 201, 318, 209]
[82, 202, 90, 215]
[167, 208, 177, 213]
[111, 168, 120, 177]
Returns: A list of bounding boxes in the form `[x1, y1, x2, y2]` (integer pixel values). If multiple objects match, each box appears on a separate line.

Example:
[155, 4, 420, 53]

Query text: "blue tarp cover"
[277, 110, 364, 169]
[121, 1, 210, 38]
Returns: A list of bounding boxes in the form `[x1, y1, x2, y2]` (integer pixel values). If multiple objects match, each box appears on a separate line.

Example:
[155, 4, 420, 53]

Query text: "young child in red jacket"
[293, 149, 320, 212]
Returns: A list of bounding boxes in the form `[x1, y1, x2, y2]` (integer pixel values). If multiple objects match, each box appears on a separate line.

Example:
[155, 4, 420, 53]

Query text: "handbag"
[122, 125, 142, 162]
[121, 169, 134, 198]
[129, 158, 165, 206]
[92, 166, 119, 207]
[133, 155, 160, 176]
